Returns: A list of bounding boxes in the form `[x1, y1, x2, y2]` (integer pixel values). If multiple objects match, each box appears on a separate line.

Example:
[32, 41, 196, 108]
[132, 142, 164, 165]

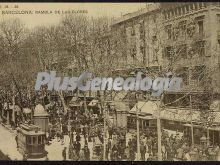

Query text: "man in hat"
[62, 147, 67, 160]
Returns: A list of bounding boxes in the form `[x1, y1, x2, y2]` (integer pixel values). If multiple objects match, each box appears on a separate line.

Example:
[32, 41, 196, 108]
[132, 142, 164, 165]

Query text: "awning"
[183, 123, 220, 131]
[112, 101, 129, 112]
[88, 99, 99, 107]
[23, 108, 32, 114]
[160, 108, 200, 123]
[69, 97, 82, 107]
[69, 102, 83, 107]
[69, 97, 79, 103]
[129, 101, 158, 115]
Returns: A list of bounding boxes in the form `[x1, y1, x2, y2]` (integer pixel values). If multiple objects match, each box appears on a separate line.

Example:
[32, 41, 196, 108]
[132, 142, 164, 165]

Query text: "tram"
[17, 123, 48, 160]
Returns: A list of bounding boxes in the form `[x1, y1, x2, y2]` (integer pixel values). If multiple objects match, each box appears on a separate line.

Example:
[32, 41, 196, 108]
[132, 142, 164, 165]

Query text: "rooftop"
[112, 3, 161, 25]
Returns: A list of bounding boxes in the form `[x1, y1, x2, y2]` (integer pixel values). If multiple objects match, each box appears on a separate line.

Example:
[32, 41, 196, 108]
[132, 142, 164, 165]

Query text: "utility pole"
[12, 84, 16, 126]
[135, 94, 140, 160]
[136, 104, 140, 160]
[157, 94, 163, 161]
[157, 108, 162, 160]
[103, 103, 106, 161]
[102, 90, 108, 161]
[189, 94, 194, 146]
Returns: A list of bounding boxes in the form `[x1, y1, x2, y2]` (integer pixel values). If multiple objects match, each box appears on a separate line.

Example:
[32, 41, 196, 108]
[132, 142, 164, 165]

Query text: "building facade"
[110, 2, 220, 141]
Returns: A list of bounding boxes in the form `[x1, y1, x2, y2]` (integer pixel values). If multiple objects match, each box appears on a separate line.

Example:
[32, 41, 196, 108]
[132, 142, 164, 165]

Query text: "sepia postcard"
[0, 2, 220, 161]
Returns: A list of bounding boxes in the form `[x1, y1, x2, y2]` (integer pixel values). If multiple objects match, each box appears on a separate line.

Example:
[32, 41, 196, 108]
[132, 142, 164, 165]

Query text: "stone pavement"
[0, 123, 99, 161]
[0, 124, 22, 160]
[0, 123, 137, 161]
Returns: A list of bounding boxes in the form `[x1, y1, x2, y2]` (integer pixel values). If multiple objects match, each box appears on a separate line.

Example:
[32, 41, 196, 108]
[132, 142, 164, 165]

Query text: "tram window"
[38, 136, 42, 144]
[42, 136, 45, 143]
[27, 136, 31, 144]
[32, 137, 37, 145]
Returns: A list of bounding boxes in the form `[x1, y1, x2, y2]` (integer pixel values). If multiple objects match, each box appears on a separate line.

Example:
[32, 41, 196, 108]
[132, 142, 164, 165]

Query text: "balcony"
[193, 32, 205, 41]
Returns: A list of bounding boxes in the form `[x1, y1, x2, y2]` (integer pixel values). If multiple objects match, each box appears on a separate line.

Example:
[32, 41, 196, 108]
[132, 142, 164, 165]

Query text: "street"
[0, 124, 99, 160]
[0, 124, 22, 160]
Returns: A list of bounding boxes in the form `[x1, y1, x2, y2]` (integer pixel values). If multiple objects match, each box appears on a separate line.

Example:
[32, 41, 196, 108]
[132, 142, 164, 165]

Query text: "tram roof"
[17, 128, 45, 136]
[17, 124, 45, 136]
[18, 128, 45, 136]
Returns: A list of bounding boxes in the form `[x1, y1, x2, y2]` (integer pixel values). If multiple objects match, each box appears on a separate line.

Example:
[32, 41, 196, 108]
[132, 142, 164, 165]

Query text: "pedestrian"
[140, 143, 146, 160]
[60, 132, 64, 145]
[84, 145, 90, 161]
[76, 133, 81, 142]
[128, 139, 132, 148]
[79, 148, 85, 160]
[183, 151, 191, 161]
[176, 146, 184, 160]
[62, 147, 67, 160]
[147, 154, 153, 161]
[57, 130, 60, 142]
[145, 149, 150, 161]
[15, 134, 18, 148]
[23, 153, 28, 161]
[68, 145, 74, 160]
[124, 146, 130, 160]
[129, 148, 136, 161]
[75, 141, 81, 157]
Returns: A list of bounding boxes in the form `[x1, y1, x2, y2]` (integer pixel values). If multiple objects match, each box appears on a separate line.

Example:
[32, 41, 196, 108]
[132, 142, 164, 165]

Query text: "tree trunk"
[207, 128, 210, 146]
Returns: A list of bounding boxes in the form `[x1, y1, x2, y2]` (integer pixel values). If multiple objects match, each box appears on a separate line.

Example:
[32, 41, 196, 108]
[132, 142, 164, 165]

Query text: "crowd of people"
[56, 126, 220, 161]
[1, 88, 220, 161]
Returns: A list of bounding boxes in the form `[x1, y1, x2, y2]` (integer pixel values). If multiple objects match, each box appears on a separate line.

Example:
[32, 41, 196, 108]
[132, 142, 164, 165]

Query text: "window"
[143, 120, 149, 127]
[190, 3, 194, 11]
[196, 40, 205, 56]
[196, 16, 204, 36]
[166, 25, 172, 39]
[191, 65, 206, 81]
[27, 136, 31, 144]
[153, 49, 158, 61]
[152, 35, 157, 44]
[130, 45, 137, 58]
[131, 22, 135, 36]
[139, 21, 144, 38]
[38, 136, 42, 144]
[32, 137, 37, 145]
[178, 44, 187, 59]
[140, 45, 145, 55]
[179, 21, 186, 37]
[198, 20, 204, 36]
[176, 67, 189, 85]
[164, 46, 173, 59]
[186, 5, 189, 13]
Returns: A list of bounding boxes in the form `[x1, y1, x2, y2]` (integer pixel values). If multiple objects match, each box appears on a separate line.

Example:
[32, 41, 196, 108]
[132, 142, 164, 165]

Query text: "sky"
[0, 3, 148, 28]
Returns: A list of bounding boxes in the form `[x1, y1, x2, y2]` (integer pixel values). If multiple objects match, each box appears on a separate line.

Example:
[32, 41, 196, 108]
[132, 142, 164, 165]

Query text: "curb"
[0, 122, 16, 135]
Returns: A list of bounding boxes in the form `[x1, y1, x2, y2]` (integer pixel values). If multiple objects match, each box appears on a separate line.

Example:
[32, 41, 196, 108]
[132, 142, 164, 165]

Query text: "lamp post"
[156, 105, 162, 161]
[189, 94, 194, 147]
[135, 93, 141, 161]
